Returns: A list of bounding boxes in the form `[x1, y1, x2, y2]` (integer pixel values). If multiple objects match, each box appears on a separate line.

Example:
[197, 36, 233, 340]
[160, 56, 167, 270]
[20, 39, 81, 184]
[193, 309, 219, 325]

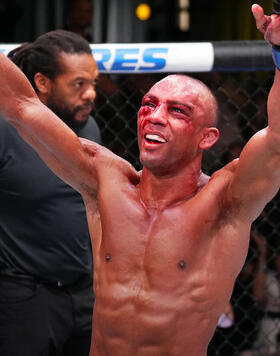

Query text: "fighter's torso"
[85, 158, 251, 356]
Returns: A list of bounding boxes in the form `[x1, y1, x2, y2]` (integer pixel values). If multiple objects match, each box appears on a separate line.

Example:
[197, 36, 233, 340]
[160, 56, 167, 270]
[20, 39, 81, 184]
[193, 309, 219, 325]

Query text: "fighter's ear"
[34, 72, 51, 95]
[199, 127, 219, 150]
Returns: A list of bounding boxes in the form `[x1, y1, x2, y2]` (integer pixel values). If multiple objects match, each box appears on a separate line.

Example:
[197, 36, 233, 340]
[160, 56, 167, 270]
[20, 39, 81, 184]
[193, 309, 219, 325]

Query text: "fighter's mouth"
[145, 134, 167, 144]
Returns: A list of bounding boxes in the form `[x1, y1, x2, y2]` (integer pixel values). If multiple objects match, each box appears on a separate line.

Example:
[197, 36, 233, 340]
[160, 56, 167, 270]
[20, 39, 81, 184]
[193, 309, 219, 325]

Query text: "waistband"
[266, 311, 280, 319]
[0, 268, 92, 291]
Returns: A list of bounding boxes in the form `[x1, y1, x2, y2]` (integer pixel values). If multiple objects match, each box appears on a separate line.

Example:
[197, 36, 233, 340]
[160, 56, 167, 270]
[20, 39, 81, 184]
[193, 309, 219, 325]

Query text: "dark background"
[0, 0, 274, 44]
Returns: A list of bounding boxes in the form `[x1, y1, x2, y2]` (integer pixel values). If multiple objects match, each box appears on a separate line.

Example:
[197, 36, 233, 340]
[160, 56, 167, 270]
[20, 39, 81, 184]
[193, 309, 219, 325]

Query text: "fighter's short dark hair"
[7, 29, 92, 91]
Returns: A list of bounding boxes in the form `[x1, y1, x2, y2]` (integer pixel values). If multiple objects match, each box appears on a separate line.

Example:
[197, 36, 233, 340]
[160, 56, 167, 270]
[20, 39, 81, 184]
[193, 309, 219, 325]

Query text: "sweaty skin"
[0, 4, 280, 355]
[85, 78, 248, 356]
[88, 158, 248, 356]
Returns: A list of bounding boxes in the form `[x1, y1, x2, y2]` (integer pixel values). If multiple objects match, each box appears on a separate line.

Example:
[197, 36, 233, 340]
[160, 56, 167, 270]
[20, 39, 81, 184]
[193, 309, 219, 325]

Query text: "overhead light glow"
[136, 3, 151, 21]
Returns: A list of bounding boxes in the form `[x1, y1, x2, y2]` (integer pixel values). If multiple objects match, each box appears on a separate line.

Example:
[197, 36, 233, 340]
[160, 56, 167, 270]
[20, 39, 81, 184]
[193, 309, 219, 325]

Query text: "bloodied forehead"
[146, 75, 218, 126]
[148, 75, 206, 100]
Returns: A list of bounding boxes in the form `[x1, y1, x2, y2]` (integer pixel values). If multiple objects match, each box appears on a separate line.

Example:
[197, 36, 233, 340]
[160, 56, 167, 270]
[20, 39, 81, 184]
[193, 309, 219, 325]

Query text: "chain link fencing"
[94, 69, 280, 356]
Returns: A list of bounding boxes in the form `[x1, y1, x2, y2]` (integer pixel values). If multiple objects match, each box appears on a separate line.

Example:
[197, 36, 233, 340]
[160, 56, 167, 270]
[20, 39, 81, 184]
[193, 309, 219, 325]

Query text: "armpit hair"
[215, 192, 242, 229]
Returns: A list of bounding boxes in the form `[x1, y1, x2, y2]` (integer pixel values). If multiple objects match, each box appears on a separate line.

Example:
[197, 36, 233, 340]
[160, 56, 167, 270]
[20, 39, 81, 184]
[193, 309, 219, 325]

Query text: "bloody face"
[137, 75, 211, 175]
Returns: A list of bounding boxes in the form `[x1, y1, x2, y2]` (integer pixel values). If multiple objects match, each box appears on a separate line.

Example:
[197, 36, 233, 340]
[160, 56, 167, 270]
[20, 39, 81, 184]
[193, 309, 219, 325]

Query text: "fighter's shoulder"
[201, 159, 240, 199]
[209, 159, 239, 183]
[79, 137, 115, 163]
[79, 137, 139, 180]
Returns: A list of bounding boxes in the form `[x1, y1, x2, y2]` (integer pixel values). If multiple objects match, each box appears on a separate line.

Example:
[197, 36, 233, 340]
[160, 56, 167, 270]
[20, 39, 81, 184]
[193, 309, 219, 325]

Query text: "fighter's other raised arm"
[225, 4, 280, 221]
[0, 52, 101, 195]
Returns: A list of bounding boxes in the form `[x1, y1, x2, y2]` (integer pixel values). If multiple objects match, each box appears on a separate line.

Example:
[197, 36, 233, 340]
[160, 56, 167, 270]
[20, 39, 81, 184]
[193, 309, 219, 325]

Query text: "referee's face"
[46, 52, 98, 129]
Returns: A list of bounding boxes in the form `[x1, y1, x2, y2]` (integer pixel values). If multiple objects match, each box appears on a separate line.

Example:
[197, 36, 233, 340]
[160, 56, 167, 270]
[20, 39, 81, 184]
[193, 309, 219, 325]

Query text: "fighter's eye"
[170, 107, 185, 114]
[143, 101, 155, 107]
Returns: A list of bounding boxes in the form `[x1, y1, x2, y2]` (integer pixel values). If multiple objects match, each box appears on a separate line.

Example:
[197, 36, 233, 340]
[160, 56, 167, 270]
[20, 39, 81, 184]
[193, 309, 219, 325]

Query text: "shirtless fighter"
[0, 4, 279, 356]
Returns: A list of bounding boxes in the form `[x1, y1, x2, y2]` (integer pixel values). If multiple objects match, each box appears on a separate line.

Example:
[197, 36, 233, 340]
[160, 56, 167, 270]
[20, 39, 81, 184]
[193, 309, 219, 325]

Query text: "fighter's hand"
[252, 3, 280, 45]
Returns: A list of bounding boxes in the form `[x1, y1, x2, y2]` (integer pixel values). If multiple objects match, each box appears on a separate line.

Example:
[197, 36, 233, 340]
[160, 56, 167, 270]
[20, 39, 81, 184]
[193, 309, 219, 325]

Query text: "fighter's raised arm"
[225, 4, 280, 221]
[0, 51, 102, 195]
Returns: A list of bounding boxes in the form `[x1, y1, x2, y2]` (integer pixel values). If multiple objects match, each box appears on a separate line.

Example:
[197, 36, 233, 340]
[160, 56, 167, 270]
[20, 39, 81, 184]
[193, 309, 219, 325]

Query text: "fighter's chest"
[99, 195, 217, 273]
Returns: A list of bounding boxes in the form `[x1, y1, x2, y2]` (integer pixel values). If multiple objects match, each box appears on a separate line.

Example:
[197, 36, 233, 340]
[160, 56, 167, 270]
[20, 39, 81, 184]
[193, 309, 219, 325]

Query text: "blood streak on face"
[140, 106, 152, 116]
[137, 75, 218, 175]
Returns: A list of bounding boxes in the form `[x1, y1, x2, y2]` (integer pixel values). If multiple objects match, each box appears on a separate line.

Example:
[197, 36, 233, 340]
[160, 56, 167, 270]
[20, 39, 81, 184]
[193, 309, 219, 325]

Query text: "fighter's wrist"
[272, 45, 280, 70]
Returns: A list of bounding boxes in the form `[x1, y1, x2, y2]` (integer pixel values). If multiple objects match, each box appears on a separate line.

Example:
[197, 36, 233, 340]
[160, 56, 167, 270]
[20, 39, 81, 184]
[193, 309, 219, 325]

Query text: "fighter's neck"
[139, 164, 208, 211]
